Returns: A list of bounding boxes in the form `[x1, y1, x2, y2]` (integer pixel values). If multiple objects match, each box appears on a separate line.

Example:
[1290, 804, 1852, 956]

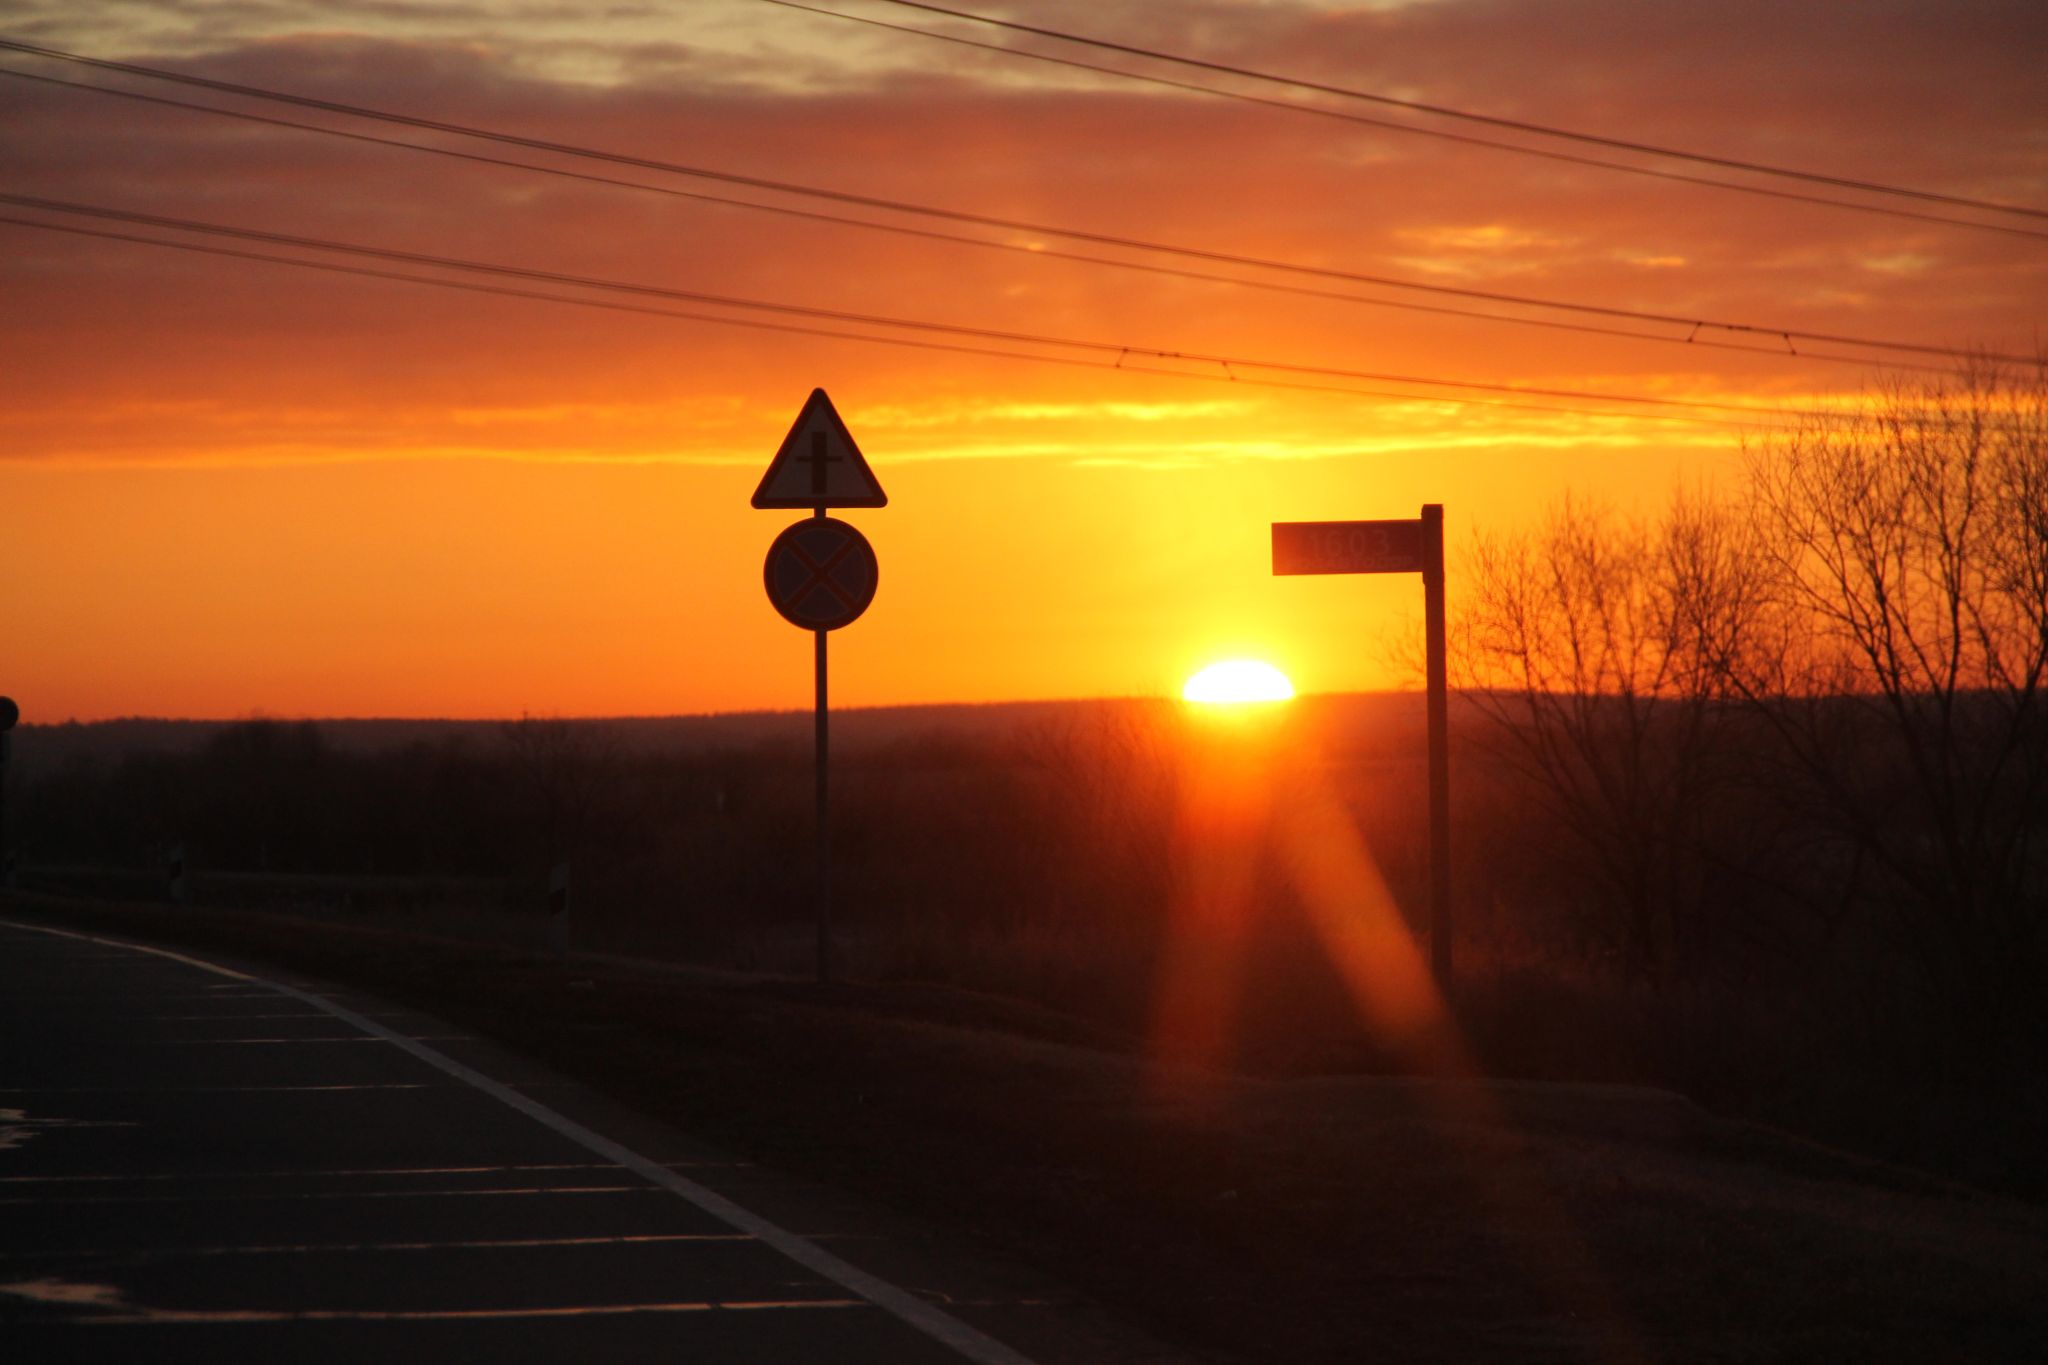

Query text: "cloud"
[0, 2, 2041, 470]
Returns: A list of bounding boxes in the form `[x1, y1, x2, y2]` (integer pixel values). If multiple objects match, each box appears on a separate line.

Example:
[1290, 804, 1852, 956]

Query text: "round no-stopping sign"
[763, 517, 878, 631]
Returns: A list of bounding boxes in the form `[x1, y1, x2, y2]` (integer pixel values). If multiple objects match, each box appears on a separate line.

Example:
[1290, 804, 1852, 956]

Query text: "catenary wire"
[0, 65, 1956, 377]
[0, 212, 1800, 432]
[754, 0, 2048, 244]
[0, 36, 2033, 366]
[844, 0, 2048, 223]
[0, 192, 1835, 420]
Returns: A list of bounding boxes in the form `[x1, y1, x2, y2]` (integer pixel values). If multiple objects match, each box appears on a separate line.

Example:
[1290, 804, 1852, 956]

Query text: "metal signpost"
[547, 860, 572, 956]
[754, 389, 887, 985]
[167, 841, 188, 905]
[0, 695, 16, 890]
[1272, 505, 1454, 992]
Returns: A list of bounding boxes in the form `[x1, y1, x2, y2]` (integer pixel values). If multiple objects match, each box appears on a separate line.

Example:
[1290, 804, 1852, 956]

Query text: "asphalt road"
[0, 919, 1079, 1364]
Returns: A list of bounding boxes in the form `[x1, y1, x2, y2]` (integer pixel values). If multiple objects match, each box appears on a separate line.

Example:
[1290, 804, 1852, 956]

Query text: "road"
[0, 918, 1072, 1364]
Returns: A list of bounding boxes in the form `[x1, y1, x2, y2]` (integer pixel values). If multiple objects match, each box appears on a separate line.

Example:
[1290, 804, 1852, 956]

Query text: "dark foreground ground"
[4, 891, 2044, 1364]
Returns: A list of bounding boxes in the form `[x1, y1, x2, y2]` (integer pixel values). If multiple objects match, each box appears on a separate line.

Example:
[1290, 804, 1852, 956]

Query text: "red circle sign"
[763, 517, 878, 631]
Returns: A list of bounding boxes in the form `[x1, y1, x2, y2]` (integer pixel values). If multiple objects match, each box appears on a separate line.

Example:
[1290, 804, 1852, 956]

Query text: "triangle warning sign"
[752, 389, 888, 509]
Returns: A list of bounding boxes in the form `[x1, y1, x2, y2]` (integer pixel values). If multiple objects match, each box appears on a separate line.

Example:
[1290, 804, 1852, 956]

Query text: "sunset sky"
[2, 0, 2043, 720]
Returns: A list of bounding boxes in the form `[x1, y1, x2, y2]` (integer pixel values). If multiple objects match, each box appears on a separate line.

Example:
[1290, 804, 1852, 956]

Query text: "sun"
[1182, 659, 1295, 704]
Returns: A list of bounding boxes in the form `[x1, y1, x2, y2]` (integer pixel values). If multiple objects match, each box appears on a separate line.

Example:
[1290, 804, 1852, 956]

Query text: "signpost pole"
[813, 507, 832, 986]
[815, 617, 831, 986]
[1270, 512, 1453, 997]
[0, 697, 15, 891]
[754, 389, 884, 989]
[547, 860, 572, 957]
[0, 733, 11, 892]
[1421, 504, 1452, 992]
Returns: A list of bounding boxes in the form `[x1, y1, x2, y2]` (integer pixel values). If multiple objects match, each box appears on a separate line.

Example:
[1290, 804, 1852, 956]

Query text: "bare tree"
[1457, 491, 1765, 980]
[1734, 363, 2048, 1018]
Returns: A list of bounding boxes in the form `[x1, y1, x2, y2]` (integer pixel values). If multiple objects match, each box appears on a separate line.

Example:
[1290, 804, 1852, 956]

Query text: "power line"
[0, 65, 1954, 377]
[0, 36, 2031, 367]
[0, 213, 1792, 431]
[844, 0, 2048, 225]
[755, 0, 2048, 244]
[0, 201, 1815, 428]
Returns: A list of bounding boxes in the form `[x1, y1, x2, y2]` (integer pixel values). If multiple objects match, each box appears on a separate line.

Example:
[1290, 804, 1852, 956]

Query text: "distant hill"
[5, 692, 1441, 780]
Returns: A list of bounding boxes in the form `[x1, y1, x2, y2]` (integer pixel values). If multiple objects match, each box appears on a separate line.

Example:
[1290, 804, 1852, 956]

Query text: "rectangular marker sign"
[1272, 518, 1425, 576]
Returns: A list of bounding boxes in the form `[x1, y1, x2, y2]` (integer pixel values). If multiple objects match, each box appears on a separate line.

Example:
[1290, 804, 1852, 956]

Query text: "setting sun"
[1182, 660, 1296, 704]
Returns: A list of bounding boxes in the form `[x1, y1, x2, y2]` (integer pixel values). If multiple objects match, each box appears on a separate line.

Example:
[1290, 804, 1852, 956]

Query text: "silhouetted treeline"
[1453, 364, 2048, 1189]
[27, 719, 544, 877]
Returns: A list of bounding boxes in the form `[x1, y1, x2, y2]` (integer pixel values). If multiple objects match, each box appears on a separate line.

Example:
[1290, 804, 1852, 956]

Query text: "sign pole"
[1421, 504, 1452, 992]
[814, 509, 832, 986]
[0, 697, 15, 891]
[0, 734, 11, 892]
[1270, 508, 1454, 997]
[547, 860, 572, 957]
[753, 388, 885, 989]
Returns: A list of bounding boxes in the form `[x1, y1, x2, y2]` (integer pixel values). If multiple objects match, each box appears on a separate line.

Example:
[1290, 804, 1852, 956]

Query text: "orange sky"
[2, 0, 2044, 720]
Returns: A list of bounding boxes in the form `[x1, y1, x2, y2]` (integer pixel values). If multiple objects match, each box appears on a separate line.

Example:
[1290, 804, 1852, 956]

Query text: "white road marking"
[1, 1232, 755, 1260]
[141, 1035, 476, 1044]
[0, 1276, 866, 1323]
[0, 1185, 650, 1205]
[0, 918, 1044, 1365]
[0, 1162, 617, 1184]
[0, 1083, 443, 1094]
[132, 1013, 332, 1021]
[146, 1035, 388, 1044]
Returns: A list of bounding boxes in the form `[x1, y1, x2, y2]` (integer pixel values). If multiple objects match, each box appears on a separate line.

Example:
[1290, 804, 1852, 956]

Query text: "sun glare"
[1182, 660, 1295, 704]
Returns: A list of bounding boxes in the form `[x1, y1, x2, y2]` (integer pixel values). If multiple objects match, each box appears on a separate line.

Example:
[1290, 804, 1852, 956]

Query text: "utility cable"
[0, 65, 1954, 377]
[845, 0, 2048, 224]
[0, 37, 2032, 367]
[0, 198, 1824, 423]
[756, 0, 2048, 244]
[0, 213, 1798, 431]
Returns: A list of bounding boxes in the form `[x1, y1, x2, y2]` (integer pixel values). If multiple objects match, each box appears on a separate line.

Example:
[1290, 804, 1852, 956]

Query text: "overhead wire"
[0, 213, 1798, 431]
[841, 0, 2048, 225]
[0, 36, 2033, 367]
[0, 64, 1959, 378]
[0, 204, 1817, 430]
[754, 0, 2048, 244]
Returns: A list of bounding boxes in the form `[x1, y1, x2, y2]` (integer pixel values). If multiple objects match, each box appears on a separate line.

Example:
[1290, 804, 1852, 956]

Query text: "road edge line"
[0, 916, 1042, 1365]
